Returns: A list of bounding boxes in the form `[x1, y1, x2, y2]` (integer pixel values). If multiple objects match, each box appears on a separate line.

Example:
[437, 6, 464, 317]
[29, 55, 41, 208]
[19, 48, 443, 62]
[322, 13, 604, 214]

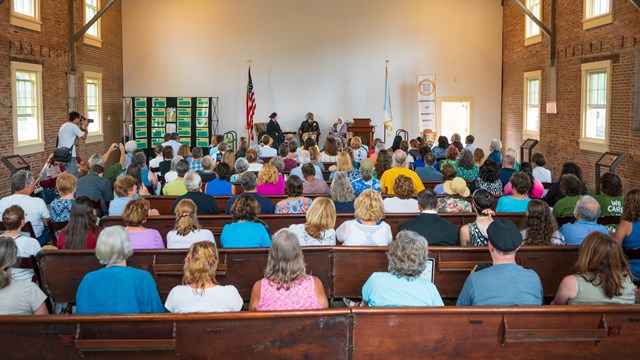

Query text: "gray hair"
[490, 139, 502, 152]
[387, 230, 429, 280]
[130, 152, 146, 166]
[264, 229, 306, 290]
[240, 172, 257, 191]
[0, 236, 17, 289]
[218, 142, 228, 152]
[191, 146, 203, 159]
[298, 150, 311, 164]
[201, 156, 215, 171]
[176, 159, 190, 177]
[392, 149, 407, 167]
[11, 170, 33, 192]
[124, 140, 137, 154]
[457, 149, 475, 169]
[504, 154, 516, 167]
[575, 195, 601, 222]
[95, 226, 133, 265]
[183, 171, 202, 191]
[330, 172, 356, 202]
[360, 168, 373, 181]
[375, 142, 387, 151]
[170, 156, 184, 171]
[450, 133, 462, 143]
[88, 153, 103, 166]
[234, 157, 249, 173]
[270, 157, 285, 172]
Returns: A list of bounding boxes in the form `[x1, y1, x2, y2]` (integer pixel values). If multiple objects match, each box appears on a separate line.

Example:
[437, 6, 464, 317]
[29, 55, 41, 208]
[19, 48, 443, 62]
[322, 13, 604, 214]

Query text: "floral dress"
[437, 197, 473, 213]
[275, 197, 314, 214]
[478, 179, 503, 195]
[455, 164, 479, 181]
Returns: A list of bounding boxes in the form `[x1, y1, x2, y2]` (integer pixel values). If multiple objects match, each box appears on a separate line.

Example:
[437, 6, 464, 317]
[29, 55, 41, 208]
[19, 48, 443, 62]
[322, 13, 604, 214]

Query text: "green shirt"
[104, 163, 123, 185]
[595, 194, 624, 216]
[552, 195, 582, 217]
[162, 180, 187, 196]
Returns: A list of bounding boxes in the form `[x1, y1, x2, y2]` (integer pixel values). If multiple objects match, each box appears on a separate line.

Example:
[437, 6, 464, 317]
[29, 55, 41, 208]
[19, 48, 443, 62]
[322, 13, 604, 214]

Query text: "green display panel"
[135, 118, 147, 128]
[177, 98, 192, 107]
[180, 139, 191, 146]
[178, 127, 191, 137]
[177, 118, 191, 128]
[152, 108, 166, 117]
[196, 118, 208, 127]
[196, 138, 209, 147]
[135, 98, 147, 107]
[135, 128, 148, 138]
[196, 129, 209, 138]
[196, 108, 209, 117]
[197, 98, 209, 107]
[152, 118, 166, 127]
[135, 108, 147, 117]
[177, 108, 191, 117]
[135, 139, 147, 149]
[152, 97, 167, 107]
[151, 138, 164, 147]
[152, 128, 165, 138]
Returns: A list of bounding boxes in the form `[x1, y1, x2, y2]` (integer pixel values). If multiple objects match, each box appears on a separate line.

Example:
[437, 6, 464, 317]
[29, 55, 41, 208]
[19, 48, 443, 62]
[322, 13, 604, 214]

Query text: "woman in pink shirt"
[503, 162, 544, 199]
[256, 163, 285, 195]
[248, 229, 328, 311]
[122, 198, 165, 249]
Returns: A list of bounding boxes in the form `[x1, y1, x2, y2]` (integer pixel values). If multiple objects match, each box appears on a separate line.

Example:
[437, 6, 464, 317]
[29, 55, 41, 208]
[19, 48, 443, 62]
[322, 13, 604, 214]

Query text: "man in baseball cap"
[456, 220, 543, 306]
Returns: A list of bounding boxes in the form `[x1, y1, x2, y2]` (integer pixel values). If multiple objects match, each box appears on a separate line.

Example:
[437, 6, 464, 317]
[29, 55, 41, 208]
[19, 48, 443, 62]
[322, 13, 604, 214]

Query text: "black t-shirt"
[199, 171, 217, 184]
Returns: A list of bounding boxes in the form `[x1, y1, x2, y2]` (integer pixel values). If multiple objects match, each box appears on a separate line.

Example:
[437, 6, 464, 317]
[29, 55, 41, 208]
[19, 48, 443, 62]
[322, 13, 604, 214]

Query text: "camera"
[79, 115, 94, 124]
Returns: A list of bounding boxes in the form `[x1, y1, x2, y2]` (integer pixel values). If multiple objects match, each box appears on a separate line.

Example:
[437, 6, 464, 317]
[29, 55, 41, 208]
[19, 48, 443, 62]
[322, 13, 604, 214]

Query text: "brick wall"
[0, 0, 123, 197]
[502, 0, 640, 192]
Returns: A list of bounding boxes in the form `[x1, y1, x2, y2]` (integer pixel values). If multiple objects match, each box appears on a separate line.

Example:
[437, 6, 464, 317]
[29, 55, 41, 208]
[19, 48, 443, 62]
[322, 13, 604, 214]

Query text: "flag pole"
[247, 59, 252, 145]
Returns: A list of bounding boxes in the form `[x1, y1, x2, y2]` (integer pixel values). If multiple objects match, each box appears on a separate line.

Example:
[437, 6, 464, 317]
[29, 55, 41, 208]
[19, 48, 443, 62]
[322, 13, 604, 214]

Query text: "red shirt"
[57, 227, 102, 249]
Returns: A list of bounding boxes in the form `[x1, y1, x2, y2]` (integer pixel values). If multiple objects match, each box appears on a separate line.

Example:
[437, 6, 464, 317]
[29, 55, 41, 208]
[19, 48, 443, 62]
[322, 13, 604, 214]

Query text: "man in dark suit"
[398, 189, 459, 245]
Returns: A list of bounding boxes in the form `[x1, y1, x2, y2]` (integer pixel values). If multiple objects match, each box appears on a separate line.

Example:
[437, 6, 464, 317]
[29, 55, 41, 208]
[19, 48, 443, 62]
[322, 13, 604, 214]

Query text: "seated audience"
[87, 143, 126, 185]
[476, 160, 502, 195]
[552, 174, 584, 217]
[278, 143, 297, 171]
[205, 162, 233, 196]
[486, 139, 503, 166]
[330, 172, 356, 213]
[165, 241, 242, 313]
[336, 190, 392, 246]
[162, 159, 190, 196]
[76, 164, 113, 213]
[0, 237, 48, 315]
[109, 176, 139, 216]
[123, 140, 137, 171]
[504, 162, 544, 199]
[257, 163, 285, 195]
[230, 157, 248, 183]
[289, 140, 301, 160]
[504, 147, 521, 171]
[434, 164, 457, 195]
[167, 199, 215, 249]
[0, 171, 50, 245]
[473, 148, 485, 167]
[544, 162, 588, 207]
[438, 177, 473, 213]
[76, 226, 164, 314]
[127, 152, 158, 196]
[613, 189, 640, 279]
[49, 173, 76, 222]
[531, 153, 552, 184]
[221, 149, 236, 172]
[58, 197, 103, 249]
[235, 137, 249, 159]
[369, 142, 387, 166]
[150, 145, 165, 171]
[1, 206, 40, 280]
[560, 196, 609, 245]
[301, 163, 330, 195]
[163, 156, 183, 185]
[291, 151, 323, 182]
[189, 146, 204, 172]
[552, 232, 635, 305]
[496, 172, 531, 212]
[595, 172, 624, 218]
[171, 172, 219, 215]
[38, 153, 66, 184]
[178, 144, 192, 164]
[319, 137, 340, 163]
[499, 154, 517, 187]
[249, 229, 329, 310]
[416, 153, 444, 181]
[373, 149, 392, 180]
[158, 146, 174, 176]
[288, 197, 337, 246]
[275, 176, 313, 214]
[460, 189, 494, 246]
[412, 143, 428, 168]
[399, 189, 460, 246]
[329, 152, 360, 182]
[199, 156, 218, 183]
[308, 146, 325, 171]
[208, 134, 224, 157]
[408, 139, 421, 162]
[362, 231, 444, 307]
[383, 175, 419, 213]
[351, 136, 367, 163]
[259, 135, 277, 157]
[439, 146, 459, 171]
[221, 194, 271, 248]
[214, 142, 228, 162]
[351, 159, 381, 195]
[465, 135, 476, 153]
[379, 150, 425, 195]
[225, 172, 275, 214]
[431, 136, 449, 160]
[246, 148, 263, 172]
[122, 198, 164, 249]
[521, 199, 565, 245]
[457, 220, 542, 306]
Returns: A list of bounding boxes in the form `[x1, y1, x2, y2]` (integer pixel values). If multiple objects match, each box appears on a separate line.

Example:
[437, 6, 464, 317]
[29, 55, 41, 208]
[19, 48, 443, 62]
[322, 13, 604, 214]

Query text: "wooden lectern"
[348, 118, 376, 148]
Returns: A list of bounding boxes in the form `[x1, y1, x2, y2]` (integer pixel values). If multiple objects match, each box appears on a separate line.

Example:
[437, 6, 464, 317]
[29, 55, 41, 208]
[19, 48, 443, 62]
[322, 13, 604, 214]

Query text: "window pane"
[14, 0, 35, 17]
[585, 107, 606, 139]
[592, 0, 610, 17]
[525, 0, 540, 37]
[587, 71, 606, 106]
[86, 78, 100, 133]
[15, 70, 39, 142]
[527, 79, 539, 106]
[86, 1, 98, 37]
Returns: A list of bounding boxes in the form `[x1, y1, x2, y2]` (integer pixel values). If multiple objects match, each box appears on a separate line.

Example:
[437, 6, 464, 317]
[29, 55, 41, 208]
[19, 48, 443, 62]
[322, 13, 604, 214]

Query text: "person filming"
[57, 111, 90, 177]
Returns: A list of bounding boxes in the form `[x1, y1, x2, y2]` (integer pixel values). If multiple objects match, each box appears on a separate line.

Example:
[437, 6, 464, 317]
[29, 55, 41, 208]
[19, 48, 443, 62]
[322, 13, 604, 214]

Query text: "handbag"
[53, 136, 74, 163]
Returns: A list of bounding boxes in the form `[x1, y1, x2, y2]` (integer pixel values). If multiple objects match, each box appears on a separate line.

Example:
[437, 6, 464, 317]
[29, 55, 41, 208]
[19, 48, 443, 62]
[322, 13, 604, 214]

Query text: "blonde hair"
[392, 174, 414, 199]
[55, 173, 77, 196]
[222, 149, 236, 172]
[122, 198, 149, 226]
[183, 241, 218, 295]
[350, 136, 362, 150]
[336, 152, 353, 172]
[178, 144, 191, 159]
[173, 199, 201, 236]
[304, 198, 336, 240]
[264, 229, 306, 290]
[258, 163, 279, 185]
[0, 236, 17, 289]
[354, 189, 385, 222]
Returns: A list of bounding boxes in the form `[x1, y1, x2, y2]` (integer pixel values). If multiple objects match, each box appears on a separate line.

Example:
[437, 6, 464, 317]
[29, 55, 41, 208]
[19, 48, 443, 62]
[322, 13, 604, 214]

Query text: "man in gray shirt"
[57, 111, 88, 177]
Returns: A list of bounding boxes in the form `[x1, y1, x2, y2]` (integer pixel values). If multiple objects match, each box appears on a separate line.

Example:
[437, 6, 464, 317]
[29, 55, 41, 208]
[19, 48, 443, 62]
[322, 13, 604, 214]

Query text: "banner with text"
[417, 75, 437, 133]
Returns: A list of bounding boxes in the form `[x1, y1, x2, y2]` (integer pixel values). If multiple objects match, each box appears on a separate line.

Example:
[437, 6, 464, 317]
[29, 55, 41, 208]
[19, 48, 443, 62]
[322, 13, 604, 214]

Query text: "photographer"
[57, 111, 89, 177]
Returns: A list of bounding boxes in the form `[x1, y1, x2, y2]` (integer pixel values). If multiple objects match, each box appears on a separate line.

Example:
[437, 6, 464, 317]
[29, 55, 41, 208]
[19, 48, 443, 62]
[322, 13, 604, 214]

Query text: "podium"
[348, 118, 376, 148]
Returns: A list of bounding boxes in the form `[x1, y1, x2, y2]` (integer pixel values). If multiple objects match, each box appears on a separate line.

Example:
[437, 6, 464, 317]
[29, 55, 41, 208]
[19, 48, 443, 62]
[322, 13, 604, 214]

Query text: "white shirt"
[149, 155, 163, 170]
[0, 194, 50, 238]
[11, 234, 41, 281]
[532, 167, 552, 183]
[58, 122, 84, 157]
[162, 140, 183, 158]
[288, 224, 336, 246]
[336, 220, 392, 246]
[167, 229, 215, 249]
[164, 171, 178, 183]
[259, 145, 277, 158]
[165, 284, 243, 313]
[247, 163, 263, 172]
[383, 197, 420, 213]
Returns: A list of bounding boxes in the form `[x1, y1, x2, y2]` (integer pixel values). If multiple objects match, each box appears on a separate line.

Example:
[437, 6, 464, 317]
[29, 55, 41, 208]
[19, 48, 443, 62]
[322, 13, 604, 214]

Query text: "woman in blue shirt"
[221, 194, 271, 248]
[496, 172, 531, 212]
[76, 226, 164, 314]
[205, 162, 233, 196]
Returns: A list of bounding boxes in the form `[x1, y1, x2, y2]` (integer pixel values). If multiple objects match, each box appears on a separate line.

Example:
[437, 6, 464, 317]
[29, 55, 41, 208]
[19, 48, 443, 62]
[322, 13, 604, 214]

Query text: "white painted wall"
[122, 0, 503, 147]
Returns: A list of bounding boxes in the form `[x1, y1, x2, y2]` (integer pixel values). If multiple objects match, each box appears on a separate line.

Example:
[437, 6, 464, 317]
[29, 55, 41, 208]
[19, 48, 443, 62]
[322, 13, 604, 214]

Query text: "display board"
[131, 97, 214, 150]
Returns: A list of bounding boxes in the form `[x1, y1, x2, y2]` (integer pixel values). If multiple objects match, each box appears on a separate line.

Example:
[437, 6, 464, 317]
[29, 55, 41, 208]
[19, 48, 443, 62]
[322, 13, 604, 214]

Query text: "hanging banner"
[417, 74, 436, 133]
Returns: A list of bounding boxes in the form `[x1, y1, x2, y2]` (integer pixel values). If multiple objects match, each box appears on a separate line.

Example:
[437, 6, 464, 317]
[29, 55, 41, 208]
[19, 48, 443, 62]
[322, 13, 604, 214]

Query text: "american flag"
[246, 66, 256, 141]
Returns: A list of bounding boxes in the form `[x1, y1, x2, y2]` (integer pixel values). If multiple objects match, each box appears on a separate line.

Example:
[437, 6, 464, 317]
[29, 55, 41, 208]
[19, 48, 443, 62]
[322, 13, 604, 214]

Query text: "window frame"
[435, 97, 475, 141]
[579, 60, 611, 153]
[10, 0, 41, 32]
[84, 71, 104, 143]
[83, 0, 102, 47]
[11, 61, 44, 155]
[524, 0, 542, 46]
[523, 70, 542, 140]
[583, 0, 612, 30]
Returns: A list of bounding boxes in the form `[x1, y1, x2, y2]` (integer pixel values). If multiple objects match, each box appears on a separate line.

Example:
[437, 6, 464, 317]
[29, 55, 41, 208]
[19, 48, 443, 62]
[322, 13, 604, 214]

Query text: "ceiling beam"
[511, 0, 551, 37]
[629, 0, 640, 11]
[74, 0, 119, 42]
